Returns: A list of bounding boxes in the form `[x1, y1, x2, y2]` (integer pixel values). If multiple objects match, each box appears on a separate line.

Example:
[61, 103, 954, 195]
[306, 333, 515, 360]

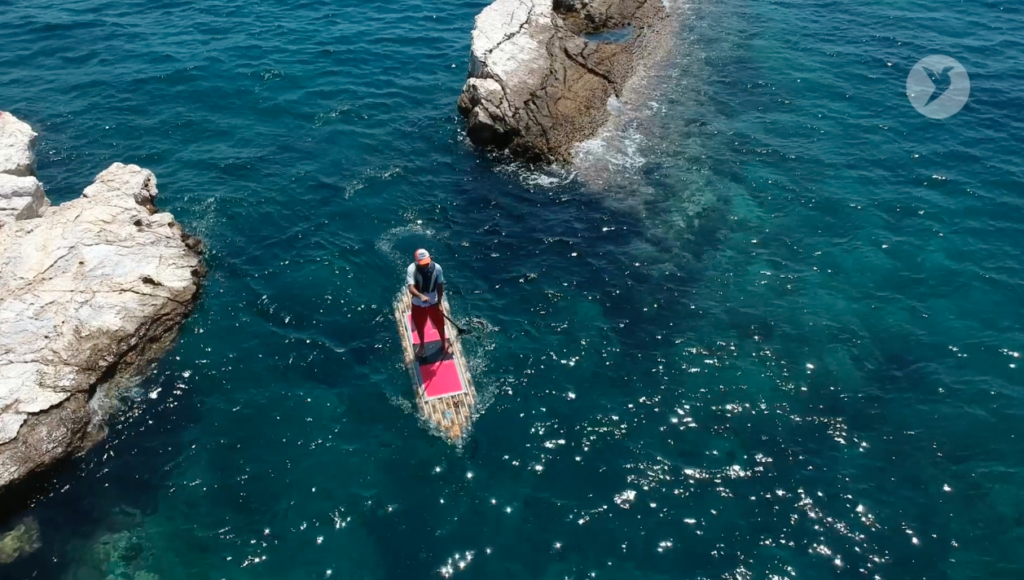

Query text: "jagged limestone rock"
[0, 112, 37, 177]
[0, 111, 45, 228]
[0, 162, 204, 492]
[0, 174, 48, 225]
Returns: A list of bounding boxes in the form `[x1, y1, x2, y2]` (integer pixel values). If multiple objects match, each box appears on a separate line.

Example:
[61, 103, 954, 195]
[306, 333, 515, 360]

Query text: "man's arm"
[408, 284, 429, 302]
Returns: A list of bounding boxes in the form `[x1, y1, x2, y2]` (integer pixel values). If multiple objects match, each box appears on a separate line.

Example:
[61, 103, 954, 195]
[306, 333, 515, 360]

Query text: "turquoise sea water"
[2, 0, 1023, 578]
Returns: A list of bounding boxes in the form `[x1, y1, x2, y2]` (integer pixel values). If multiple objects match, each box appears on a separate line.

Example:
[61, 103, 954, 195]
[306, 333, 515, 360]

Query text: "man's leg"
[427, 304, 449, 354]
[411, 304, 428, 357]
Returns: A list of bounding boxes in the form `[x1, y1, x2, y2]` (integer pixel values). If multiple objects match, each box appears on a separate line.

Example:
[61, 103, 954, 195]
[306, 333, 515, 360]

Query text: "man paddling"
[408, 249, 450, 358]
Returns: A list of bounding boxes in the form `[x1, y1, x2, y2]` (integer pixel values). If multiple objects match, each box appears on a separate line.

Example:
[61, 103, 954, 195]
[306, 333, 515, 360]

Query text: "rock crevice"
[0, 112, 204, 494]
[458, 0, 667, 162]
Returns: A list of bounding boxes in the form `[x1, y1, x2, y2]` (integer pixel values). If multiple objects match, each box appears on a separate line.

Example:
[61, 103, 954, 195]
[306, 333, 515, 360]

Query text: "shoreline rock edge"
[0, 112, 205, 499]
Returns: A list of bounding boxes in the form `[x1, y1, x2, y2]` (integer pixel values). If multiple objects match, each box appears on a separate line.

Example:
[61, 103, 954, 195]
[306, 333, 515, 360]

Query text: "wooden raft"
[394, 292, 477, 442]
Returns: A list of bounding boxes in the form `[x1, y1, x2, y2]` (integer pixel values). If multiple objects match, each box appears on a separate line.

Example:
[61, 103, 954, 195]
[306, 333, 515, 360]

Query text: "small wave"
[659, 0, 689, 15]
[573, 98, 650, 186]
[344, 165, 402, 198]
[494, 161, 577, 190]
[374, 222, 441, 263]
[313, 104, 352, 127]
[259, 67, 284, 82]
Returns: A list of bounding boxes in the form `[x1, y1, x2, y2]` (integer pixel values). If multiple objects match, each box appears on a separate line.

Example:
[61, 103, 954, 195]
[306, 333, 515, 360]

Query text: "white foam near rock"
[0, 113, 203, 492]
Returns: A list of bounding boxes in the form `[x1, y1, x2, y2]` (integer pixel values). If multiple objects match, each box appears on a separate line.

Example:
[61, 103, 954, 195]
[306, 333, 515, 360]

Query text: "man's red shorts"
[411, 303, 446, 341]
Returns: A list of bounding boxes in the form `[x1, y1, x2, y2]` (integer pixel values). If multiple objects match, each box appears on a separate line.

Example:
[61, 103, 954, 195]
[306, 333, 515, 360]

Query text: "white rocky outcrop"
[0, 115, 204, 493]
[0, 112, 45, 227]
[459, 0, 556, 154]
[0, 174, 47, 224]
[468, 0, 554, 101]
[0, 112, 37, 178]
[458, 0, 667, 162]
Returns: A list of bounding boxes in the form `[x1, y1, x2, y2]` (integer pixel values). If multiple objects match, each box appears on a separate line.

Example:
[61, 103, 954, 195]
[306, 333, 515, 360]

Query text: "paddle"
[442, 309, 472, 336]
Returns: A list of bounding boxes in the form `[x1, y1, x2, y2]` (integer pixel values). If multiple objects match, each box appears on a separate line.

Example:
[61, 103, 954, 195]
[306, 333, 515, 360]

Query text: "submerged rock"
[64, 525, 159, 580]
[0, 516, 41, 564]
[457, 0, 667, 162]
[0, 115, 204, 495]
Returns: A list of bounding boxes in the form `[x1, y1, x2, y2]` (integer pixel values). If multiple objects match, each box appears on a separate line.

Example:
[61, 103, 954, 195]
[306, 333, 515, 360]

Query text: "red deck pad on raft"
[419, 358, 465, 398]
[406, 314, 466, 399]
[408, 313, 442, 345]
